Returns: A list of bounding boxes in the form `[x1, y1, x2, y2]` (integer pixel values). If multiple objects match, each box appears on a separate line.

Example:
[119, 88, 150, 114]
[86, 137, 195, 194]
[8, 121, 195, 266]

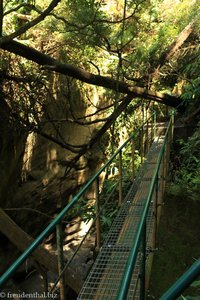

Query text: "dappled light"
[21, 132, 36, 182]
[0, 0, 199, 298]
[46, 146, 59, 174]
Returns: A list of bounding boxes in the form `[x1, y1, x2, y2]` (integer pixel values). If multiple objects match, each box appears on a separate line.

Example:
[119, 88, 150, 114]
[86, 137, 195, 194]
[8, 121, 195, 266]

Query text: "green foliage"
[53, 0, 110, 49]
[190, 280, 200, 288]
[169, 125, 200, 200]
[180, 297, 200, 300]
[181, 78, 200, 107]
[66, 197, 95, 224]
[177, 278, 200, 299]
[100, 189, 118, 241]
[180, 48, 200, 107]
[3, 0, 200, 103]
[65, 140, 143, 242]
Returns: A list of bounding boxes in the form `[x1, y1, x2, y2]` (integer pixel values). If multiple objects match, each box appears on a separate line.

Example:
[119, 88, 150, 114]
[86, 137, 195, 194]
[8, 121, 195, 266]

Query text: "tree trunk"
[150, 20, 195, 80]
[0, 208, 83, 293]
[1, 40, 181, 108]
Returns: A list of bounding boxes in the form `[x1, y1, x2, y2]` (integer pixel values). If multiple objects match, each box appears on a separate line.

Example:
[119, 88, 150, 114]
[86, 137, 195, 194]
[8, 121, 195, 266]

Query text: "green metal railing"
[114, 110, 200, 300]
[116, 114, 174, 300]
[160, 259, 200, 300]
[0, 111, 156, 296]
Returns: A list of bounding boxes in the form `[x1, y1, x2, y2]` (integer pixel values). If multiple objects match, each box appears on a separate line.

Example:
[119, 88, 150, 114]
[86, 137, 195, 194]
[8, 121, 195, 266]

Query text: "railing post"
[145, 105, 149, 154]
[151, 112, 153, 142]
[152, 111, 156, 140]
[131, 138, 135, 181]
[171, 110, 175, 142]
[56, 224, 66, 300]
[154, 173, 159, 244]
[140, 126, 144, 163]
[118, 150, 123, 207]
[140, 221, 146, 300]
[162, 144, 166, 197]
[167, 128, 170, 174]
[95, 177, 101, 250]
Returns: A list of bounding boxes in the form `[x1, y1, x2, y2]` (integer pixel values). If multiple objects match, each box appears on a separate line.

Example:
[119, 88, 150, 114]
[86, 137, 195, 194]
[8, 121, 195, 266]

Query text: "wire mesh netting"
[77, 131, 167, 300]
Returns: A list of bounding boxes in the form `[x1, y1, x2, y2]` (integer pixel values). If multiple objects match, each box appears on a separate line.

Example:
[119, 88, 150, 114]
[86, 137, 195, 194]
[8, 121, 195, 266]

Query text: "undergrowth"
[167, 122, 200, 299]
[169, 122, 200, 201]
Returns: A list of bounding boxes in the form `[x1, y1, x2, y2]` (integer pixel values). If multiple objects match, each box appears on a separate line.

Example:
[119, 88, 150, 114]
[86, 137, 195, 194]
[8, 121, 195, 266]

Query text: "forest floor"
[147, 191, 200, 299]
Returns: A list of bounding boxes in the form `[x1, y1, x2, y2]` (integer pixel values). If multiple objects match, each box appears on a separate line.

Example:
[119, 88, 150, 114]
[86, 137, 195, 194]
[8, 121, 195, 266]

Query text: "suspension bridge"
[1, 112, 200, 300]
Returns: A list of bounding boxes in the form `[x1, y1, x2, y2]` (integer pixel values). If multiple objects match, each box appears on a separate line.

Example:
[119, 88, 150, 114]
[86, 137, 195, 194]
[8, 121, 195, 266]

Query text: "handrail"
[159, 259, 200, 300]
[116, 117, 173, 300]
[0, 113, 155, 288]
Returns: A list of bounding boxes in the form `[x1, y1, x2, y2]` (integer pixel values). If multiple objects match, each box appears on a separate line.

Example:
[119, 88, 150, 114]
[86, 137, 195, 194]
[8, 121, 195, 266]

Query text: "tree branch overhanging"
[1, 40, 181, 108]
[149, 18, 197, 82]
[64, 95, 138, 175]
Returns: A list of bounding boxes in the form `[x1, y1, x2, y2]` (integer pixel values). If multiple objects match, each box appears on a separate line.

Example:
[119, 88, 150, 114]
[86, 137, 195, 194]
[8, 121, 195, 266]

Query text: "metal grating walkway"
[77, 133, 166, 300]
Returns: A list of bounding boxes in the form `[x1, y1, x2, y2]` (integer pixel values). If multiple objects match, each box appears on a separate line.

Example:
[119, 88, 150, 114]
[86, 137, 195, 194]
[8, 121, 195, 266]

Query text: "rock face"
[0, 94, 27, 209]
[1, 72, 104, 229]
[0, 73, 105, 293]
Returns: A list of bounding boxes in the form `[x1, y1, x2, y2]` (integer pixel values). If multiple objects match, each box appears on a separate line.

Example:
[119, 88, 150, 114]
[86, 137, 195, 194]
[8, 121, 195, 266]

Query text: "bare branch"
[49, 7, 138, 30]
[88, 61, 101, 75]
[79, 101, 114, 118]
[69, 95, 130, 125]
[8, 108, 87, 152]
[64, 95, 138, 175]
[39, 100, 115, 125]
[29, 124, 87, 152]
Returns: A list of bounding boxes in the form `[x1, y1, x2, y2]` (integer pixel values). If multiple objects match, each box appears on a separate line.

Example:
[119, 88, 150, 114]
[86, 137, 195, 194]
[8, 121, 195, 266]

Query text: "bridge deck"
[77, 133, 166, 300]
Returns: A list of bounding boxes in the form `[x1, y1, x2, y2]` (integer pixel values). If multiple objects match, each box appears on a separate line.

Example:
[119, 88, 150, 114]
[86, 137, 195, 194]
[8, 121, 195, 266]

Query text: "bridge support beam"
[95, 177, 101, 250]
[56, 223, 66, 300]
[118, 150, 123, 207]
